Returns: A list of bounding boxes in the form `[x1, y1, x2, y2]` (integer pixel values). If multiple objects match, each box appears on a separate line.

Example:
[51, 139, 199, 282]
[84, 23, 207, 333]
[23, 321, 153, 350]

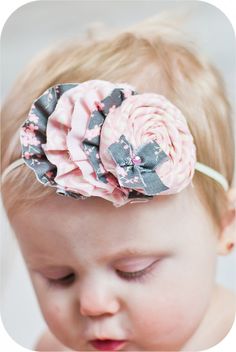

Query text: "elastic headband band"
[1, 159, 229, 192]
[194, 162, 229, 192]
[2, 159, 25, 184]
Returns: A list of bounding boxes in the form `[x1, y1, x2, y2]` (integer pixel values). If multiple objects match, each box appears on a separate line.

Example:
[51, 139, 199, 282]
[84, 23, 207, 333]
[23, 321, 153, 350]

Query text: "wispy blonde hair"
[1, 12, 235, 232]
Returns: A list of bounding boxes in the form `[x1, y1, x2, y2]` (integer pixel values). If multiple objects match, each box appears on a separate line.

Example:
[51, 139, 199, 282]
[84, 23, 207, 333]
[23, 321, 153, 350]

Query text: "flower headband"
[1, 80, 229, 207]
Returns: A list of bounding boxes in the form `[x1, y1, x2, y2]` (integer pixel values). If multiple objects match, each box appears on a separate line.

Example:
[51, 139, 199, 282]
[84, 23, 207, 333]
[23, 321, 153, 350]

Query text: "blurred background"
[1, 0, 236, 350]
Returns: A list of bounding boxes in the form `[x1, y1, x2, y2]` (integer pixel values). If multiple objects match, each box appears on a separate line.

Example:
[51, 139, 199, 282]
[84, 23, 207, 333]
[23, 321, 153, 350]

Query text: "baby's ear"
[217, 188, 236, 255]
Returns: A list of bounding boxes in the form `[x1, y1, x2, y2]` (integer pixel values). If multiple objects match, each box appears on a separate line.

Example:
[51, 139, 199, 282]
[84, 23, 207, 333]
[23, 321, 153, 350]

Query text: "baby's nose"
[78, 276, 120, 317]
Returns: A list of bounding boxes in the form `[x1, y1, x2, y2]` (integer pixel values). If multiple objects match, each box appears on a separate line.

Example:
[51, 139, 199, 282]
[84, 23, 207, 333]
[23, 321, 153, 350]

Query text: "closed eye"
[116, 259, 159, 282]
[48, 273, 75, 286]
[46, 259, 161, 287]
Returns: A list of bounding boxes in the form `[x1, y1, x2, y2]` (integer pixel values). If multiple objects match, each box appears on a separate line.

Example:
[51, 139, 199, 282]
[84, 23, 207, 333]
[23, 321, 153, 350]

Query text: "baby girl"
[1, 13, 235, 352]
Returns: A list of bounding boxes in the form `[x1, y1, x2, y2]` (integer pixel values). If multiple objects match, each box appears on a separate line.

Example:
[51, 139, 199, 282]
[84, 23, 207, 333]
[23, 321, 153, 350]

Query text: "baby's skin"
[35, 284, 235, 351]
[11, 185, 236, 351]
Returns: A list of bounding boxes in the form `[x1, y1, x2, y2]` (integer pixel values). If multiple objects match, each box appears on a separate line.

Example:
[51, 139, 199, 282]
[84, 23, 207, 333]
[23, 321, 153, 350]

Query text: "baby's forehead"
[11, 185, 216, 268]
[24, 189, 179, 224]
[12, 186, 197, 245]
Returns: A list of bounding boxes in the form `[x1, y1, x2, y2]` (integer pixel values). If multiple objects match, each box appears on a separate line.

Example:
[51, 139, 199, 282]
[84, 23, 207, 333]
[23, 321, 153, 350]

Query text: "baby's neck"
[181, 283, 236, 351]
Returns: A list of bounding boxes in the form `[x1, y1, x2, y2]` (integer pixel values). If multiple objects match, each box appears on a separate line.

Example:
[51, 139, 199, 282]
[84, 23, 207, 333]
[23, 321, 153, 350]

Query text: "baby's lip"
[89, 339, 127, 351]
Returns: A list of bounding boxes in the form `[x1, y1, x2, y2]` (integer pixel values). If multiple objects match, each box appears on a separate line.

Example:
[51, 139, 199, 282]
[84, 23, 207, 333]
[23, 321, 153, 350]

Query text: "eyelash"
[48, 261, 158, 287]
[116, 261, 157, 283]
[48, 273, 75, 287]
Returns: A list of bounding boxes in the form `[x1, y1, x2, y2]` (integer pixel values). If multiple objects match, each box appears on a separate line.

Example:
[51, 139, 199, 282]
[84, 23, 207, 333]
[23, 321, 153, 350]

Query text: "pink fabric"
[100, 93, 196, 194]
[42, 80, 135, 206]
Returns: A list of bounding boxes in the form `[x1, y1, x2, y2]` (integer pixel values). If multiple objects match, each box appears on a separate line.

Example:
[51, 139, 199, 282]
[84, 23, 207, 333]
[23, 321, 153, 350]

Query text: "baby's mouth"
[89, 339, 127, 351]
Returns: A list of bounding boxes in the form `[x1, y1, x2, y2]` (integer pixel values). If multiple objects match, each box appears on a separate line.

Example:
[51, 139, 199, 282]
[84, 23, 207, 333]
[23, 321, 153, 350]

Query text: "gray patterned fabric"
[108, 134, 169, 195]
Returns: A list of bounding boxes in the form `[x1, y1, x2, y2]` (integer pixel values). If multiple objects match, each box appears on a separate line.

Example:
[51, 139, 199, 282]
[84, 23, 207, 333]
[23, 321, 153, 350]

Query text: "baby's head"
[1, 14, 235, 351]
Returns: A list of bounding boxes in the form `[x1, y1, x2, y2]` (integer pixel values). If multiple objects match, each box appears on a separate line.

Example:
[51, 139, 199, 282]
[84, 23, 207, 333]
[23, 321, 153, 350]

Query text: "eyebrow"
[101, 248, 162, 262]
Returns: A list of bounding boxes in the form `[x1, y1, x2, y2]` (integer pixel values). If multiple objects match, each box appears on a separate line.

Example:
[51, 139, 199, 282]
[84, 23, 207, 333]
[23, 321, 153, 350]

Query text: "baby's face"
[11, 186, 219, 351]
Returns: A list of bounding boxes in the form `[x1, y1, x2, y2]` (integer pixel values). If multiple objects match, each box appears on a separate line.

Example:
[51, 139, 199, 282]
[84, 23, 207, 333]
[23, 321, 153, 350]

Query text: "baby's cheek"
[134, 302, 184, 333]
[130, 294, 203, 350]
[43, 302, 63, 329]
[42, 300, 72, 346]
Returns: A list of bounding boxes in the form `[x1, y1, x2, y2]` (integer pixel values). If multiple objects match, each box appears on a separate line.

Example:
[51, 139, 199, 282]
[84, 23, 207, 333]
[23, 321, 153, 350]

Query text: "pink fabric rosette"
[100, 93, 196, 195]
[42, 80, 137, 206]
